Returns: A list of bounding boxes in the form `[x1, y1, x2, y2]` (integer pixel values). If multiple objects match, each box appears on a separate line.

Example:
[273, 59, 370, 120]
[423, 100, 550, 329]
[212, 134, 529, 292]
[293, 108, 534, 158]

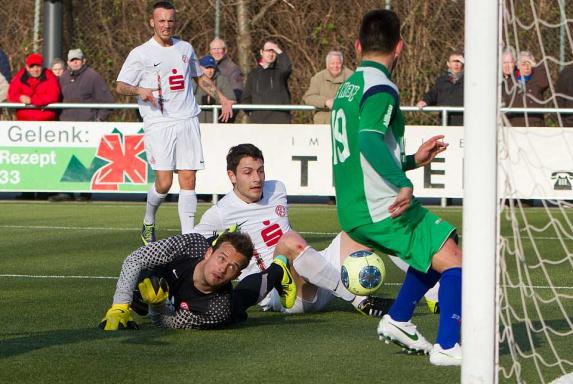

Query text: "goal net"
[496, 0, 573, 382]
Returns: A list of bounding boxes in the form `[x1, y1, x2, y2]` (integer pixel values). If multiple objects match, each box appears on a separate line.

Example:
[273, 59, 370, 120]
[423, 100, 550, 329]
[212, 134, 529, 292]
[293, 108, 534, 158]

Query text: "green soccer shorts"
[347, 200, 456, 273]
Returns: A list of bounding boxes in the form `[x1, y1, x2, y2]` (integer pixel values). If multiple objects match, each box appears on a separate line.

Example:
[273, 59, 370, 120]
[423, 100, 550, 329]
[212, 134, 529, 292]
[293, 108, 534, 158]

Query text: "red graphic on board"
[91, 133, 147, 190]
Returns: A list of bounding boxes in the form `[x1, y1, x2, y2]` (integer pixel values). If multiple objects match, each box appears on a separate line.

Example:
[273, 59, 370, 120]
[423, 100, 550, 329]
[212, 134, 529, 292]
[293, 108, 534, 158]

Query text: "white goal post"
[462, 0, 499, 382]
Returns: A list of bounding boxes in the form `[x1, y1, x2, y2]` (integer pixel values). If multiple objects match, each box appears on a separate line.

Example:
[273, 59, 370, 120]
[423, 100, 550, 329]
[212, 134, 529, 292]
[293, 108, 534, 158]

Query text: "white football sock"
[178, 189, 197, 234]
[292, 246, 355, 302]
[144, 185, 167, 225]
[352, 295, 368, 307]
[388, 255, 440, 301]
[425, 282, 440, 302]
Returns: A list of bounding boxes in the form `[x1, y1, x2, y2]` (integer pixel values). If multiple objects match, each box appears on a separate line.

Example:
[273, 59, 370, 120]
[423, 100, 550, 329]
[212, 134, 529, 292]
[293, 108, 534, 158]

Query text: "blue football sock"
[436, 267, 462, 349]
[389, 267, 441, 321]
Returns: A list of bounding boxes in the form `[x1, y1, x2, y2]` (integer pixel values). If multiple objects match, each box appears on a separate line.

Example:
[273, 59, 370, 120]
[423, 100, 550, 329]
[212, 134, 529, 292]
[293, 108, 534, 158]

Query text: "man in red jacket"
[8, 53, 60, 121]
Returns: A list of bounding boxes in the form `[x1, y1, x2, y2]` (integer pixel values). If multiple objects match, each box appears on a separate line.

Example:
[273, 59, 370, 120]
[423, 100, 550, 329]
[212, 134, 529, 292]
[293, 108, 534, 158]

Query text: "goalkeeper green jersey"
[331, 60, 411, 231]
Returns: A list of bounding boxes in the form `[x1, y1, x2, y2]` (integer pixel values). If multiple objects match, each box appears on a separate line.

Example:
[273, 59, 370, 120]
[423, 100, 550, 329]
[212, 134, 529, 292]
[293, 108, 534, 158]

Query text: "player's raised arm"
[195, 74, 236, 122]
[412, 135, 449, 168]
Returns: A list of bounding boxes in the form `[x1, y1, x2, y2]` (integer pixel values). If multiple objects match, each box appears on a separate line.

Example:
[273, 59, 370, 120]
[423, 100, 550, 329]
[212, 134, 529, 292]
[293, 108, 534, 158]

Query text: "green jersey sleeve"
[358, 90, 396, 135]
[359, 131, 413, 189]
[357, 89, 413, 189]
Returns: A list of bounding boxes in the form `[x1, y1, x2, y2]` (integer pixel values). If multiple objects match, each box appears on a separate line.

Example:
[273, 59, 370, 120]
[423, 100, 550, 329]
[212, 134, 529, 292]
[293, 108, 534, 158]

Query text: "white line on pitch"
[2, 225, 571, 241]
[1, 274, 572, 290]
[0, 274, 117, 280]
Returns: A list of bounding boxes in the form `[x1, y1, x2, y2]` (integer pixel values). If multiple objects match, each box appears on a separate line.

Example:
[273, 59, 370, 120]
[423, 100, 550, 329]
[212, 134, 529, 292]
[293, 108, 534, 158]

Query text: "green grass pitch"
[0, 201, 571, 383]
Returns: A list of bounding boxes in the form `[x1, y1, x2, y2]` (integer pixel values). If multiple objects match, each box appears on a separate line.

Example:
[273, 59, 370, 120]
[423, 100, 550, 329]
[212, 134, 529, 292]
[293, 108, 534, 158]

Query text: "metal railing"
[2, 103, 573, 126]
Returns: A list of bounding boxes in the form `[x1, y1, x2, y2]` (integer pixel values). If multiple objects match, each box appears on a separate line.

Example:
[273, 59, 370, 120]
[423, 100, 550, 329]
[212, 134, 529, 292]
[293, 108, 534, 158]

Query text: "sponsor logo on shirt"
[383, 104, 393, 127]
[261, 220, 283, 248]
[182, 55, 188, 63]
[169, 69, 185, 91]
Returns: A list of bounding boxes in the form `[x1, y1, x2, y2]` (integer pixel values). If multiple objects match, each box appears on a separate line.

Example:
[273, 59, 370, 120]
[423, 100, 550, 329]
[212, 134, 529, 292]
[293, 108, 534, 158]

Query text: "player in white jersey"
[194, 144, 393, 316]
[116, 1, 235, 245]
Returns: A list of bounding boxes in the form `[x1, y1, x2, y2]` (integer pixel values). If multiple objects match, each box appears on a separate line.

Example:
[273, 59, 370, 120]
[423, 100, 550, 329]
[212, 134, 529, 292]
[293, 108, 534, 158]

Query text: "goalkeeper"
[99, 230, 296, 330]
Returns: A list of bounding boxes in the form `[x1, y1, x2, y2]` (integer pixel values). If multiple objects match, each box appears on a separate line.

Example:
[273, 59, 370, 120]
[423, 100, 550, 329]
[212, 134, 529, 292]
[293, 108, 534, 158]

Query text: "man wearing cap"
[416, 51, 465, 126]
[193, 55, 236, 123]
[7, 53, 60, 121]
[209, 38, 244, 102]
[59, 48, 114, 122]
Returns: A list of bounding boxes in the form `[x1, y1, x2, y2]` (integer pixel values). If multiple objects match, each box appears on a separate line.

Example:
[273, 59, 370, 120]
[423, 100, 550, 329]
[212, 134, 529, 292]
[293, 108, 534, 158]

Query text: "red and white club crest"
[275, 205, 286, 217]
[182, 55, 188, 63]
[180, 301, 189, 311]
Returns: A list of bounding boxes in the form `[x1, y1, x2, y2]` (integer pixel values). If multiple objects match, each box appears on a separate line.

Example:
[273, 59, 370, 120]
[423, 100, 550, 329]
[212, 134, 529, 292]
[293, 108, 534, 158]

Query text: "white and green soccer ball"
[341, 250, 386, 296]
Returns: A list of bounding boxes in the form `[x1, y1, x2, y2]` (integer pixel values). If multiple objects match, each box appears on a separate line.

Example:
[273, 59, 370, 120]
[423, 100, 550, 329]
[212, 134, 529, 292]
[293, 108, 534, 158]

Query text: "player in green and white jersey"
[331, 9, 462, 366]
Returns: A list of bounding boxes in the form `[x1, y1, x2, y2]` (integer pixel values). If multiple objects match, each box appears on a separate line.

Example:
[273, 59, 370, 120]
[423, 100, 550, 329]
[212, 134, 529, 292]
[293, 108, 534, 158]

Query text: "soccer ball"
[341, 250, 386, 296]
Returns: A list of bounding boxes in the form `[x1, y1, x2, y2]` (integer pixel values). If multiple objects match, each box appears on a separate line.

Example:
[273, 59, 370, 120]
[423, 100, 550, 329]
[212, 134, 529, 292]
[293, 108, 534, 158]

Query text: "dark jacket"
[193, 71, 236, 123]
[8, 68, 60, 121]
[216, 55, 244, 101]
[59, 65, 114, 121]
[502, 66, 549, 127]
[242, 52, 292, 124]
[556, 64, 573, 127]
[423, 72, 464, 126]
[0, 47, 11, 82]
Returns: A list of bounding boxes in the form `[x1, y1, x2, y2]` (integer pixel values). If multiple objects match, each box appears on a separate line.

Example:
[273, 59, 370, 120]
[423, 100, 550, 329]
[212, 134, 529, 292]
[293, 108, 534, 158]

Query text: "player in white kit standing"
[116, 1, 235, 244]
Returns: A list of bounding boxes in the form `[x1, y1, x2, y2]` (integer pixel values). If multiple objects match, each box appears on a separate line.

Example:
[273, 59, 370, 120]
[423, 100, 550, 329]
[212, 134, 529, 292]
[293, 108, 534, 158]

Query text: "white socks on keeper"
[387, 254, 440, 302]
[178, 189, 197, 234]
[292, 246, 355, 302]
[144, 185, 167, 225]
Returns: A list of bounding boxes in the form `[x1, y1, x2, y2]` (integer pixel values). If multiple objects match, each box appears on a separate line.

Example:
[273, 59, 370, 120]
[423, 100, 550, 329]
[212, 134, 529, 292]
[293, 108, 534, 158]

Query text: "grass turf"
[0, 202, 571, 383]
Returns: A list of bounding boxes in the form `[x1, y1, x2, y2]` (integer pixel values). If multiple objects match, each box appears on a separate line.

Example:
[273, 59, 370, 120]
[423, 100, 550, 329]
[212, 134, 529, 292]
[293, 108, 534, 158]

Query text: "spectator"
[0, 46, 11, 82]
[242, 40, 292, 124]
[556, 63, 573, 127]
[502, 48, 517, 81]
[50, 58, 65, 77]
[417, 51, 465, 126]
[503, 51, 549, 127]
[8, 53, 60, 121]
[302, 50, 353, 124]
[193, 55, 235, 123]
[0, 72, 8, 102]
[209, 38, 244, 101]
[59, 48, 113, 122]
[501, 48, 517, 103]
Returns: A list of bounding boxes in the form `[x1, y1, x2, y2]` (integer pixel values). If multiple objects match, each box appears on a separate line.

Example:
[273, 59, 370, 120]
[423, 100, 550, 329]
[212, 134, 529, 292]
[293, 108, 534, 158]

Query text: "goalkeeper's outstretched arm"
[148, 293, 233, 329]
[100, 234, 209, 331]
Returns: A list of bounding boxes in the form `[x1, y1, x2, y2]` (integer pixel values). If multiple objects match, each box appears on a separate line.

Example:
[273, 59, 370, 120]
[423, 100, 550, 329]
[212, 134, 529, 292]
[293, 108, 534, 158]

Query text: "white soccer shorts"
[143, 117, 205, 171]
[261, 233, 342, 313]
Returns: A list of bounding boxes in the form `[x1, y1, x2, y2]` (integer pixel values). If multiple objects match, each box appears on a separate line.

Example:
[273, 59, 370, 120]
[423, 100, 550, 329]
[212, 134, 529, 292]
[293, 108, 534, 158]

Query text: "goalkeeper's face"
[228, 156, 265, 203]
[202, 242, 248, 288]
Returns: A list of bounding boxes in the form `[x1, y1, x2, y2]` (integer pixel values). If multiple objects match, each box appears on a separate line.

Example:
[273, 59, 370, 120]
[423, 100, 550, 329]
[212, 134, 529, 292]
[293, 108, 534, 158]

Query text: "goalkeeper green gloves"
[99, 304, 139, 331]
[138, 277, 169, 305]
